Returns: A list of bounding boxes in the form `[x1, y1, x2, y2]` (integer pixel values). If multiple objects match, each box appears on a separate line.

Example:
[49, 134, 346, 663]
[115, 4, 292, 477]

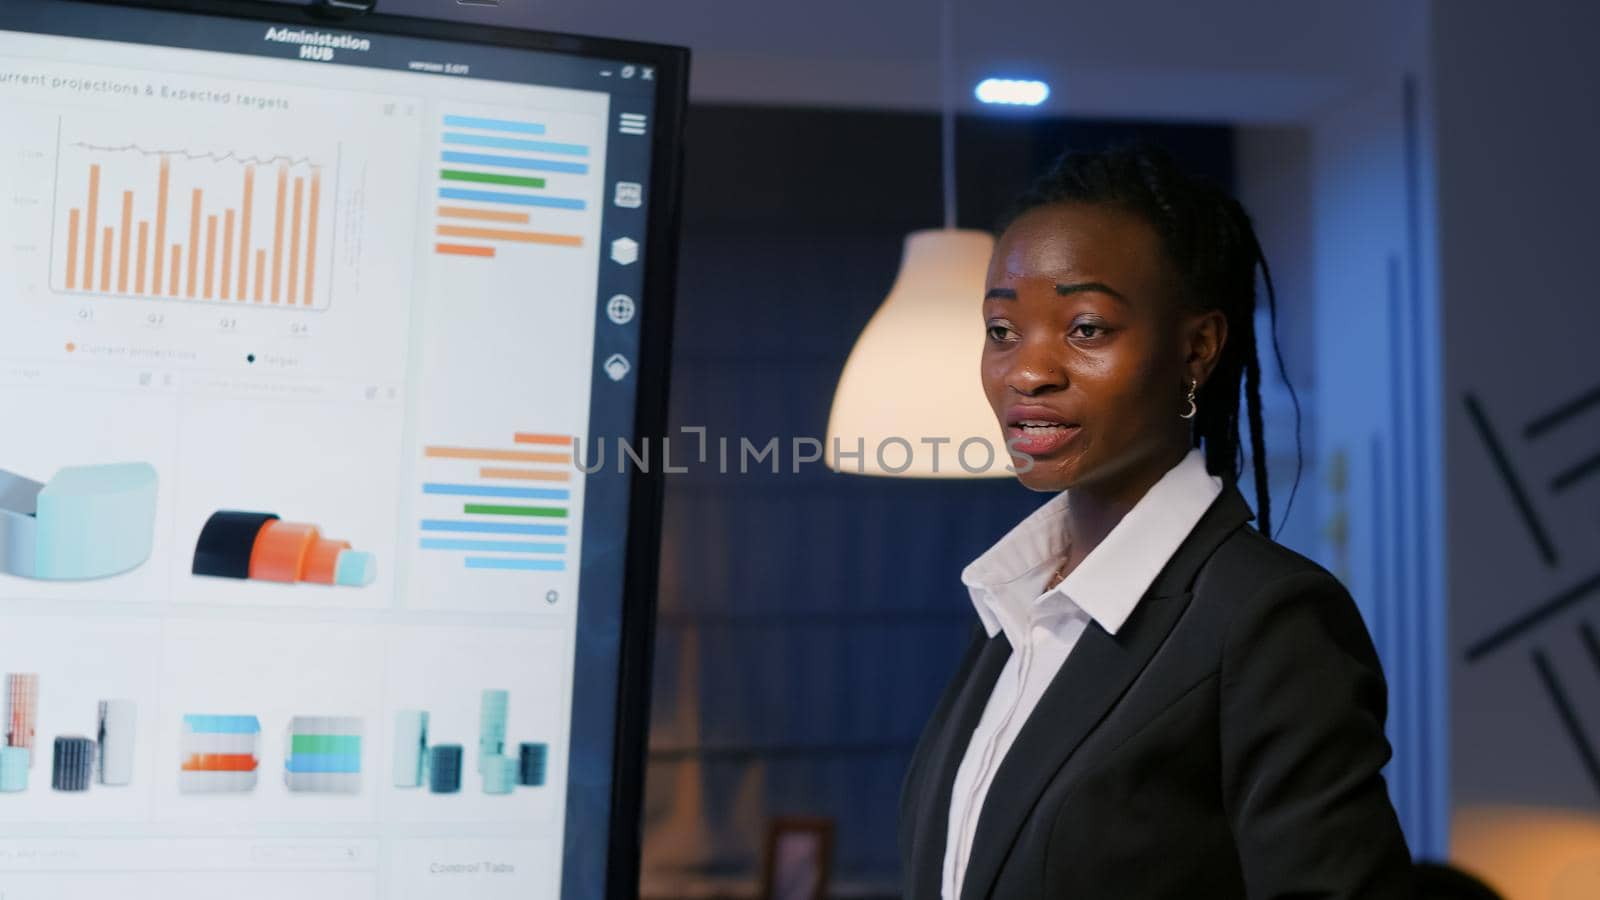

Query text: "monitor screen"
[0, 1, 684, 897]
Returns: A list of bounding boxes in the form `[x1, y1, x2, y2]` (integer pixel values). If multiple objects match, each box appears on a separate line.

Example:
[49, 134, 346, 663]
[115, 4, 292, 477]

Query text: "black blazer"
[898, 483, 1415, 899]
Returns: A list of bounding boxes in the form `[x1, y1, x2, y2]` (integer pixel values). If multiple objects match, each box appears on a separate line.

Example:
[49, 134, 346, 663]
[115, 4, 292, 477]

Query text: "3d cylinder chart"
[0, 746, 28, 792]
[478, 689, 508, 774]
[0, 685, 138, 794]
[97, 699, 137, 786]
[428, 744, 463, 794]
[518, 742, 548, 787]
[393, 690, 546, 796]
[52, 736, 94, 792]
[393, 710, 429, 789]
[0, 463, 158, 580]
[5, 673, 39, 764]
[283, 716, 363, 794]
[179, 714, 261, 793]
[192, 511, 375, 587]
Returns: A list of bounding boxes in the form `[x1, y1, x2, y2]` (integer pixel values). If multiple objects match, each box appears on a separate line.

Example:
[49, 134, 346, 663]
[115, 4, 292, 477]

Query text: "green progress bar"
[290, 734, 362, 754]
[440, 169, 547, 189]
[464, 503, 569, 518]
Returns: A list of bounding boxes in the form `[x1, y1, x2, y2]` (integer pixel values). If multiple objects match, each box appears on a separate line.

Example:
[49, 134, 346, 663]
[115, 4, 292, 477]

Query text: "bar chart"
[432, 113, 590, 260]
[416, 431, 574, 573]
[51, 139, 337, 309]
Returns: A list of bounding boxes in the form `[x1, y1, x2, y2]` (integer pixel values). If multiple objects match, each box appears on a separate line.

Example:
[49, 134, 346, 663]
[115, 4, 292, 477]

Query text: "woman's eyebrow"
[1057, 281, 1128, 303]
[983, 282, 1128, 302]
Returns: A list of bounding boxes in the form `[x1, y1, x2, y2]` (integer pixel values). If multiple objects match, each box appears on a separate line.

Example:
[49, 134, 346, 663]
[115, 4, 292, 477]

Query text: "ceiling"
[371, 0, 1426, 123]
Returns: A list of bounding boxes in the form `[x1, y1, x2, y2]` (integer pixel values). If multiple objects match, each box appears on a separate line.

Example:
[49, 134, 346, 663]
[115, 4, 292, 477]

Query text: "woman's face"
[981, 201, 1211, 494]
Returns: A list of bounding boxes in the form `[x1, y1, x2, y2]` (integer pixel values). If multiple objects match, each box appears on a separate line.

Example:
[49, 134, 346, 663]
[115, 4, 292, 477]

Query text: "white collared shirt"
[940, 447, 1223, 900]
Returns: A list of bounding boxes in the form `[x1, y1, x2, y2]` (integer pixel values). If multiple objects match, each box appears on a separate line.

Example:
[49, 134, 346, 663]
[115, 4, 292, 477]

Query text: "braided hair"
[1000, 140, 1301, 539]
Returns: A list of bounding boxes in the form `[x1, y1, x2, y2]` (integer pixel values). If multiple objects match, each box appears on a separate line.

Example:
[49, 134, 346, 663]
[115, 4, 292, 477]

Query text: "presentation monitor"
[0, 1, 686, 897]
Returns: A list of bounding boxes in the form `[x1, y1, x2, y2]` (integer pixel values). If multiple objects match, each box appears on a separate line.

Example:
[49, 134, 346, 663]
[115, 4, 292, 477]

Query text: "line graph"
[50, 129, 339, 310]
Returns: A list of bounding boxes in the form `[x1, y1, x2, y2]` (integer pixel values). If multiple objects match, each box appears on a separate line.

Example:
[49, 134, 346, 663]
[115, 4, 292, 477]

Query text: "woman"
[898, 143, 1414, 899]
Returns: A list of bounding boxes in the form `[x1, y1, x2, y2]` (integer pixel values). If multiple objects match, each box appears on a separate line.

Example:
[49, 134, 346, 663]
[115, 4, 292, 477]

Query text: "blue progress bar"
[441, 151, 588, 175]
[421, 538, 566, 554]
[442, 132, 588, 156]
[466, 557, 566, 571]
[421, 519, 568, 536]
[423, 483, 570, 500]
[438, 187, 586, 210]
[443, 114, 545, 135]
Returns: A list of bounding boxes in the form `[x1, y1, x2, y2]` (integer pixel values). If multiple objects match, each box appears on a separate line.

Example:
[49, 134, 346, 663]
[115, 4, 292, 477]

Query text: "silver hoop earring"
[1180, 378, 1198, 420]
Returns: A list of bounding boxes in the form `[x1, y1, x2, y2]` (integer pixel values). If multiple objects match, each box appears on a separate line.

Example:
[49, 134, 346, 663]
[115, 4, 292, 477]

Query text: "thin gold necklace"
[1045, 543, 1074, 591]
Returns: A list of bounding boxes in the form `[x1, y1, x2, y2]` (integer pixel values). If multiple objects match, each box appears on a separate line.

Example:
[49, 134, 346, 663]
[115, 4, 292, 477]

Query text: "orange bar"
[169, 245, 181, 295]
[480, 467, 572, 483]
[513, 433, 571, 446]
[271, 164, 286, 303]
[221, 210, 235, 300]
[117, 191, 133, 293]
[436, 224, 582, 247]
[435, 243, 495, 258]
[237, 167, 253, 300]
[437, 205, 530, 224]
[181, 754, 258, 772]
[425, 446, 569, 464]
[83, 164, 99, 289]
[65, 209, 79, 290]
[135, 222, 149, 294]
[249, 520, 319, 583]
[153, 157, 170, 294]
[186, 189, 202, 298]
[286, 175, 303, 305]
[254, 249, 265, 301]
[99, 227, 112, 291]
[302, 537, 350, 586]
[303, 167, 320, 306]
[204, 214, 218, 299]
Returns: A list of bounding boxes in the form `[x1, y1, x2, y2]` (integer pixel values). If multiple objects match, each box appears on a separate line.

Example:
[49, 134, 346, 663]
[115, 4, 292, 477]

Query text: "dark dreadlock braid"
[1000, 140, 1302, 539]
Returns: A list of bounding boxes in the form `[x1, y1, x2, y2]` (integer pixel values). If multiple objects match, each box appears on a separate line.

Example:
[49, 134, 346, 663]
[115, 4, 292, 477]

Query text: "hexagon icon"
[610, 237, 639, 265]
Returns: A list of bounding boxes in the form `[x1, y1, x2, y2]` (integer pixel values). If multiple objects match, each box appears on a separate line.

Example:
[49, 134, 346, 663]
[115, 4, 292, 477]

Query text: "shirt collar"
[960, 447, 1223, 641]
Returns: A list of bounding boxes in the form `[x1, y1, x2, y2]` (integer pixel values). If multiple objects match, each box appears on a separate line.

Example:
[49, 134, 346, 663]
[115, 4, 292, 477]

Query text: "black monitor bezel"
[0, 2, 686, 897]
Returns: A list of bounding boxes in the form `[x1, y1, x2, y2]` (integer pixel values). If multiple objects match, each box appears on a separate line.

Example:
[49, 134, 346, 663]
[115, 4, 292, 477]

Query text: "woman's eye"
[986, 324, 1015, 342]
[1070, 323, 1107, 339]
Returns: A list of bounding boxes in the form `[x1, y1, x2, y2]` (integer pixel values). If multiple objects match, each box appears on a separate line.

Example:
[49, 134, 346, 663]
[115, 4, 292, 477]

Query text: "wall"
[1429, 0, 1600, 893]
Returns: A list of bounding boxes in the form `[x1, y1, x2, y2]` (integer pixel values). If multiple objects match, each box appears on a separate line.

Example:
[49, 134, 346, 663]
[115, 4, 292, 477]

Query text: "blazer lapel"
[957, 484, 1255, 900]
[908, 630, 1013, 900]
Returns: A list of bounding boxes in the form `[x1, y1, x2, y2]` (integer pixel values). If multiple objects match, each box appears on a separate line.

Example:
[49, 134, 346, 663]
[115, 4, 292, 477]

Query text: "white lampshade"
[825, 228, 1009, 478]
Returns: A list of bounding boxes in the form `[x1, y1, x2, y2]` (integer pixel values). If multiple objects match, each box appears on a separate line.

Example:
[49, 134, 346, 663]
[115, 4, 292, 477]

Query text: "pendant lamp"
[823, 0, 1005, 477]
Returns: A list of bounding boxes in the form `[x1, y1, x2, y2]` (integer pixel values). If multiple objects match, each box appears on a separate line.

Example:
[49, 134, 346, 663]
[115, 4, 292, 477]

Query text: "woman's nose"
[1007, 338, 1067, 396]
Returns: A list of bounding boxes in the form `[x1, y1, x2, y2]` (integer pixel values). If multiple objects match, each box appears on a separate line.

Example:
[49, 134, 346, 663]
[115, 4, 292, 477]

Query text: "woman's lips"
[1006, 423, 1081, 456]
